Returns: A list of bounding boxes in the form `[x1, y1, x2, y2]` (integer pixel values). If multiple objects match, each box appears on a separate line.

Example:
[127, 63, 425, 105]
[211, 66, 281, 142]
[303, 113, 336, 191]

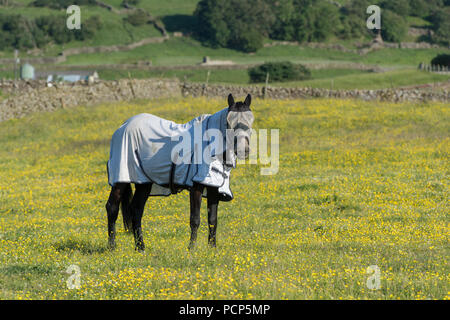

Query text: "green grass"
[406, 16, 432, 28]
[98, 67, 369, 86]
[60, 37, 450, 68]
[97, 68, 449, 90]
[0, 97, 448, 299]
[276, 69, 450, 90]
[137, 0, 200, 16]
[98, 68, 251, 83]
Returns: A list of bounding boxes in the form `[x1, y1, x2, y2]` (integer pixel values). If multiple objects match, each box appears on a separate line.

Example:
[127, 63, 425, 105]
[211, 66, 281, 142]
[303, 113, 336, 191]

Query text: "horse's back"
[108, 113, 192, 187]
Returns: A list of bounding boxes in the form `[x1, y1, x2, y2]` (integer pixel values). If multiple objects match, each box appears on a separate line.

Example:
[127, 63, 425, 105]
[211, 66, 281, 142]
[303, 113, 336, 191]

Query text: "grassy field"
[58, 36, 450, 89]
[94, 68, 450, 89]
[97, 67, 368, 83]
[59, 37, 450, 67]
[0, 97, 448, 299]
[277, 69, 450, 90]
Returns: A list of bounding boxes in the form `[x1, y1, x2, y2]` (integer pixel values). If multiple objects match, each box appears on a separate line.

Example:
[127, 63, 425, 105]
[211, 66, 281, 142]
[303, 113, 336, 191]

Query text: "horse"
[105, 94, 254, 251]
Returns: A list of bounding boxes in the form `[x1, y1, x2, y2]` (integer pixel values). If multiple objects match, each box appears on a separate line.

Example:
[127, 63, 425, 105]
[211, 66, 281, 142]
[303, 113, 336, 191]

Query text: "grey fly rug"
[107, 108, 236, 201]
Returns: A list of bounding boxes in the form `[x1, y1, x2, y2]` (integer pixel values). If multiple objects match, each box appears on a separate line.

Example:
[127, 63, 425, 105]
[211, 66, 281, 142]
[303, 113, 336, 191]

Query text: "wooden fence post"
[263, 72, 269, 99]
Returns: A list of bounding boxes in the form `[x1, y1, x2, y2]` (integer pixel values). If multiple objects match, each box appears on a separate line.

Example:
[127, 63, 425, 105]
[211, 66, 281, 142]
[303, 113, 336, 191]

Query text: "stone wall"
[0, 79, 448, 122]
[0, 79, 180, 122]
[181, 82, 450, 102]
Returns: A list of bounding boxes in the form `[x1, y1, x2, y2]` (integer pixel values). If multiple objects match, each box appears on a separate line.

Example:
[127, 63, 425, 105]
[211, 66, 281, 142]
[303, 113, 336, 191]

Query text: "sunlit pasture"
[0, 97, 448, 299]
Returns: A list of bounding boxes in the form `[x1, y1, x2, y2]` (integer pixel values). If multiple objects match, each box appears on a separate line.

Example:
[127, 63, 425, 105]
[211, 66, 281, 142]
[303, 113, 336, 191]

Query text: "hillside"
[0, 0, 449, 89]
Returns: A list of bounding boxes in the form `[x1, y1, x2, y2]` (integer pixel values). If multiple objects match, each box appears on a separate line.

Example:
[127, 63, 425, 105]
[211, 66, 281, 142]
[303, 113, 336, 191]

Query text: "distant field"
[95, 68, 449, 90]
[275, 69, 450, 90]
[0, 97, 448, 299]
[59, 37, 450, 68]
[98, 68, 368, 83]
[2, 64, 448, 91]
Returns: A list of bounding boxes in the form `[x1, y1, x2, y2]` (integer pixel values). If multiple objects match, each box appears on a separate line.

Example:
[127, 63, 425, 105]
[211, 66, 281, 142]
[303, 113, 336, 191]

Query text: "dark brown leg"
[106, 183, 129, 250]
[188, 183, 204, 250]
[130, 183, 152, 252]
[207, 187, 219, 248]
[121, 184, 133, 232]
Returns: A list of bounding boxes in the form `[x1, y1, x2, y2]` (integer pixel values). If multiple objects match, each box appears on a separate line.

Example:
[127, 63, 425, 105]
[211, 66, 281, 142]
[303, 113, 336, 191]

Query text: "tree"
[268, 0, 297, 40]
[381, 0, 410, 16]
[339, 0, 373, 40]
[0, 13, 102, 50]
[380, 10, 408, 42]
[311, 2, 341, 42]
[194, 0, 274, 52]
[409, 0, 430, 17]
[429, 8, 450, 45]
[124, 10, 149, 26]
[0, 14, 35, 49]
[268, 0, 341, 43]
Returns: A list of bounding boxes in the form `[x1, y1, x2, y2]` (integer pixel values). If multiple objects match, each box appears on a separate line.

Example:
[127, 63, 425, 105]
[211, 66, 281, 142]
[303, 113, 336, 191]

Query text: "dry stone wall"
[0, 79, 448, 122]
[181, 83, 450, 103]
[0, 79, 180, 122]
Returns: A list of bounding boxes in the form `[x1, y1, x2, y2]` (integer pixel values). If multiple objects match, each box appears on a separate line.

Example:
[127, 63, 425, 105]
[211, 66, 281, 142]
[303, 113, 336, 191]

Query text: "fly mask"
[226, 94, 254, 160]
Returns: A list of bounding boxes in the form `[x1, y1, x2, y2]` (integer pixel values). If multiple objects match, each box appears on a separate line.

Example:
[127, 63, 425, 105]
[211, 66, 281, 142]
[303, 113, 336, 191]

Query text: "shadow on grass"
[161, 14, 199, 35]
[53, 238, 108, 255]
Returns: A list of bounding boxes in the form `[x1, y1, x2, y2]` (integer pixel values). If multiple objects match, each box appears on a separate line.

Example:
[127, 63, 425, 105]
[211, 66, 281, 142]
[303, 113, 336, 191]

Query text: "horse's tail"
[121, 183, 133, 232]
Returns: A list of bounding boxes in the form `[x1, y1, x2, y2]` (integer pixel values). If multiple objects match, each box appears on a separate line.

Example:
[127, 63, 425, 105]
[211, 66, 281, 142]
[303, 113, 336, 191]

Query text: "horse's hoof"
[108, 241, 116, 251]
[135, 243, 145, 252]
[123, 223, 133, 233]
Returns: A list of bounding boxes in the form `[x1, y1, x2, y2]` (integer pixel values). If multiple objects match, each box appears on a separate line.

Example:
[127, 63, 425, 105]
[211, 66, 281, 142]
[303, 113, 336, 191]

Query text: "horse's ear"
[228, 93, 235, 107]
[244, 94, 252, 107]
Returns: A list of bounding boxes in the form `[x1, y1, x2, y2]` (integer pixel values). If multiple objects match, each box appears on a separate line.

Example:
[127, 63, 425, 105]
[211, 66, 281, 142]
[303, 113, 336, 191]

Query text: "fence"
[418, 63, 450, 73]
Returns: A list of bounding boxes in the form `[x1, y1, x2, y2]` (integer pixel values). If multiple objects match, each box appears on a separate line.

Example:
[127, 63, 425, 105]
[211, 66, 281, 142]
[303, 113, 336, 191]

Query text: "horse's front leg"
[188, 183, 204, 250]
[130, 183, 152, 252]
[207, 187, 219, 248]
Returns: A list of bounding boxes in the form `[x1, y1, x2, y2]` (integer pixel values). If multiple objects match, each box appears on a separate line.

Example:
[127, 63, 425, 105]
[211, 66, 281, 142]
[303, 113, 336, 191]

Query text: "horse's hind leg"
[130, 183, 152, 252]
[106, 183, 129, 250]
[121, 184, 133, 232]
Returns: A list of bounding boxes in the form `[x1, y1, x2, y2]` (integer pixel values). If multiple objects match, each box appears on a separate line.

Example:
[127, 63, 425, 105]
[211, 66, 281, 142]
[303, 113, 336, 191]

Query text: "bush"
[124, 10, 149, 26]
[248, 61, 311, 83]
[431, 54, 450, 67]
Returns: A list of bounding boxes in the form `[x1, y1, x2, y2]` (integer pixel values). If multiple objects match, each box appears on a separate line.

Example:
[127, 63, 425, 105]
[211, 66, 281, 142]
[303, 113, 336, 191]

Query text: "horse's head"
[227, 93, 254, 160]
